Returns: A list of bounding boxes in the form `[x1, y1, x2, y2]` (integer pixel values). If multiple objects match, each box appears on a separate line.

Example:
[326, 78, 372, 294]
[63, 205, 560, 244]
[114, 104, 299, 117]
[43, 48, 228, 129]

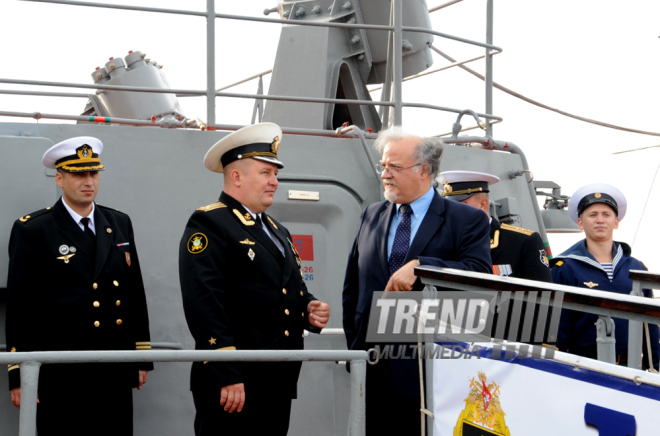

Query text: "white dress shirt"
[61, 196, 96, 235]
[243, 205, 284, 256]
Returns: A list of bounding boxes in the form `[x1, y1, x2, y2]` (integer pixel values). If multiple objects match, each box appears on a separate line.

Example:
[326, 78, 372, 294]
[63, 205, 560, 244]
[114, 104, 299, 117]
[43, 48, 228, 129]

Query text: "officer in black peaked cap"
[440, 170, 552, 282]
[179, 122, 330, 436]
[5, 136, 153, 436]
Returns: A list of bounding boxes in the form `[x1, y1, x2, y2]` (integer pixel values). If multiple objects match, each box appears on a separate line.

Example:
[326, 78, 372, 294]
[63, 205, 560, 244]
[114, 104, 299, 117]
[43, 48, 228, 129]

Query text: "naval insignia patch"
[540, 249, 549, 267]
[125, 252, 131, 266]
[187, 233, 208, 254]
[584, 281, 598, 288]
[271, 136, 280, 153]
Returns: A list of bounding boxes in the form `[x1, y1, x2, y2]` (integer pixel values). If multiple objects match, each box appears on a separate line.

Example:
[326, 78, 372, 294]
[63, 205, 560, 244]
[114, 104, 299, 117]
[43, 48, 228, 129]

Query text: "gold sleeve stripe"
[135, 341, 151, 345]
[203, 346, 237, 363]
[8, 365, 19, 372]
[136, 346, 152, 350]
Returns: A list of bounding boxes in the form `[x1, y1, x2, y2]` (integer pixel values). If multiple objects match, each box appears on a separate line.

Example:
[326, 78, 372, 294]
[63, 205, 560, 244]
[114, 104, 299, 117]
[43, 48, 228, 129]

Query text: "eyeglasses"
[376, 163, 421, 175]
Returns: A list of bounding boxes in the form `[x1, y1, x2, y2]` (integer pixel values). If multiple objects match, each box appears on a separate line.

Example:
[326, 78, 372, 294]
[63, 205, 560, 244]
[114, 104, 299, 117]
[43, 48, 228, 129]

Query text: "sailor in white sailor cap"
[179, 123, 330, 436]
[6, 136, 153, 435]
[440, 170, 552, 282]
[552, 183, 659, 369]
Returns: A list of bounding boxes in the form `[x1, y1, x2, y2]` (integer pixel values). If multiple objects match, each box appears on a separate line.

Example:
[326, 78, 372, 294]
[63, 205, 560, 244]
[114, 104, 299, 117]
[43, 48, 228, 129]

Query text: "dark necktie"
[80, 217, 96, 250]
[255, 215, 284, 256]
[389, 204, 412, 276]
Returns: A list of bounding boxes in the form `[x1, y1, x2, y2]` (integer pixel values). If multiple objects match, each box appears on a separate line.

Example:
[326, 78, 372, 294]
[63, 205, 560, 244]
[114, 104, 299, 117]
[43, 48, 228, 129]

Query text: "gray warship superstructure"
[1, 1, 656, 436]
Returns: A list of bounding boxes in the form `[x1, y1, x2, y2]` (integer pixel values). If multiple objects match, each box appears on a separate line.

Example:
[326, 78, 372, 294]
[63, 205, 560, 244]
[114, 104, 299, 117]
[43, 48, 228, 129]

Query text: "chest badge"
[125, 252, 131, 266]
[584, 281, 598, 288]
[248, 248, 255, 261]
[239, 239, 255, 245]
[59, 245, 70, 255]
[57, 253, 76, 264]
[187, 233, 209, 254]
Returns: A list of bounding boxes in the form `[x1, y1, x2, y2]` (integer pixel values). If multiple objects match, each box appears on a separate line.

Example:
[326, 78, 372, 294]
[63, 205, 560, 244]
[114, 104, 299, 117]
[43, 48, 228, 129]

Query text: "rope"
[632, 157, 660, 248]
[430, 46, 660, 138]
[644, 323, 659, 373]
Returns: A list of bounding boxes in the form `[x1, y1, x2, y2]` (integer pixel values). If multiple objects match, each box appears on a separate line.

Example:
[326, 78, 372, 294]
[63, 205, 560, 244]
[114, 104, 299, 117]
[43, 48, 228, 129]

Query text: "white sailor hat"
[438, 170, 500, 202]
[568, 183, 626, 223]
[204, 123, 284, 173]
[42, 136, 105, 172]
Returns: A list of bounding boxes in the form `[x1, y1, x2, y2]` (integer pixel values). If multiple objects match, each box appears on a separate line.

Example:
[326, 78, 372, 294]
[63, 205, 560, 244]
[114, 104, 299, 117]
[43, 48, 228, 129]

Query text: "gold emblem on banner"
[454, 371, 510, 436]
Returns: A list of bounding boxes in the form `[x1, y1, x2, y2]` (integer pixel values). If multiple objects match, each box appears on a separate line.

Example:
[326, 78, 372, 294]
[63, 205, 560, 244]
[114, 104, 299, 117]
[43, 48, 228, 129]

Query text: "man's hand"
[137, 370, 148, 390]
[308, 300, 330, 329]
[384, 259, 418, 292]
[220, 383, 245, 413]
[11, 387, 39, 409]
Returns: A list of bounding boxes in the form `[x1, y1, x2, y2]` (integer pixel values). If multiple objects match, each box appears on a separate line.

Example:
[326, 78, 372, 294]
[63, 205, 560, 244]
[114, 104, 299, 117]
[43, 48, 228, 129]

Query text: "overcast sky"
[2, 0, 660, 267]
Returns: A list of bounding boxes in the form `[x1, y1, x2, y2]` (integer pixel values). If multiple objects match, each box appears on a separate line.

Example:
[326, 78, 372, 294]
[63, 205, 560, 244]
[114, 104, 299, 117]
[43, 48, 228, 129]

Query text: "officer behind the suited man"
[5, 136, 153, 436]
[440, 170, 552, 282]
[179, 123, 331, 436]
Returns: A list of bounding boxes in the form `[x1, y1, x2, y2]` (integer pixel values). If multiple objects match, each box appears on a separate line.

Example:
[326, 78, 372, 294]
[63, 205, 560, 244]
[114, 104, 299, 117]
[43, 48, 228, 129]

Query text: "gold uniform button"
[116, 319, 123, 326]
[116, 300, 121, 307]
[284, 330, 289, 337]
[302, 312, 305, 318]
[302, 334, 305, 338]
[93, 301, 100, 308]
[285, 309, 289, 315]
[113, 280, 119, 286]
[300, 291, 303, 296]
[94, 321, 100, 327]
[282, 288, 287, 295]
[93, 283, 98, 290]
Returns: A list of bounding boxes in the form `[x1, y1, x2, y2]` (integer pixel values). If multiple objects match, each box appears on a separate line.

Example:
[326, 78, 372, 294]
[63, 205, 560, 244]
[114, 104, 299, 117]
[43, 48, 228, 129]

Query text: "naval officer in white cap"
[5, 136, 153, 436]
[440, 170, 552, 282]
[552, 183, 659, 369]
[178, 123, 330, 436]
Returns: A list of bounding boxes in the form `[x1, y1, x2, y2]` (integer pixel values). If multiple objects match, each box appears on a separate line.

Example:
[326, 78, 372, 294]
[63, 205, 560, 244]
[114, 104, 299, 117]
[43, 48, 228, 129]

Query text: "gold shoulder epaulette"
[554, 260, 564, 267]
[97, 204, 127, 215]
[501, 223, 534, 236]
[197, 201, 227, 212]
[18, 206, 52, 223]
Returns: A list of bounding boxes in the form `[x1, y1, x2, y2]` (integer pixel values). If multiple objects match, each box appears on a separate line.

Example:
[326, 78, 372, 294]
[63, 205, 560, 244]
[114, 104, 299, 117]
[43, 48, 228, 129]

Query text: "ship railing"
[3, 349, 371, 436]
[1, 0, 502, 134]
[415, 266, 660, 373]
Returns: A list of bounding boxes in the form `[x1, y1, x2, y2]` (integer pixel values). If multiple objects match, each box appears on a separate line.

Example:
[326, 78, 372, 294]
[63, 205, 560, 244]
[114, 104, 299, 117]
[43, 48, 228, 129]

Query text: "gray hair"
[373, 127, 444, 180]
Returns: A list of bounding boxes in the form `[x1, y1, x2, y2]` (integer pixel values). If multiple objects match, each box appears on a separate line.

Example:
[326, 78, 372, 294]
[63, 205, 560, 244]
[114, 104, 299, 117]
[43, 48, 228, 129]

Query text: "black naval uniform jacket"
[489, 218, 552, 282]
[5, 198, 153, 390]
[179, 192, 320, 399]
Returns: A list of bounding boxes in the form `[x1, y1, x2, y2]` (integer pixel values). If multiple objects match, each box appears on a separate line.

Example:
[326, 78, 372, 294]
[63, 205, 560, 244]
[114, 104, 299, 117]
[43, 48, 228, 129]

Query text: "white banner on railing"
[433, 343, 660, 436]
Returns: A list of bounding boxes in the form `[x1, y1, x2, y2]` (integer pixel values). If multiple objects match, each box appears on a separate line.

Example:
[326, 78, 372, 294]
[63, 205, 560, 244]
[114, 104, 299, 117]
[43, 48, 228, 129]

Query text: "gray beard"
[384, 190, 397, 203]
